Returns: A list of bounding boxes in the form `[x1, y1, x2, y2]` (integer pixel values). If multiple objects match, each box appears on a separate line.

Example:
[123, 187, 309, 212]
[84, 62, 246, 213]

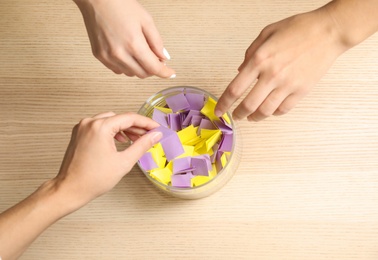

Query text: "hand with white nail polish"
[73, 0, 176, 79]
[0, 112, 162, 259]
[215, 0, 378, 122]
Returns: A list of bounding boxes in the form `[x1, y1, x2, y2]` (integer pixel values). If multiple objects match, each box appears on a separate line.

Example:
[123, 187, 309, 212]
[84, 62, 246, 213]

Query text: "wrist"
[321, 2, 355, 50]
[322, 0, 378, 50]
[37, 178, 84, 218]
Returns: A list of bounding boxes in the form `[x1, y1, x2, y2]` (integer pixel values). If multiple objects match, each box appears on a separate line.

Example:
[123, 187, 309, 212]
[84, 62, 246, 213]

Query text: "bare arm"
[0, 112, 162, 259]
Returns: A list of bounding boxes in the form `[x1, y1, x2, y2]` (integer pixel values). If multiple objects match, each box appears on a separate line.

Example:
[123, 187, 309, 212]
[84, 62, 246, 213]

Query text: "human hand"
[215, 7, 347, 122]
[53, 112, 162, 209]
[74, 0, 175, 78]
[0, 112, 162, 259]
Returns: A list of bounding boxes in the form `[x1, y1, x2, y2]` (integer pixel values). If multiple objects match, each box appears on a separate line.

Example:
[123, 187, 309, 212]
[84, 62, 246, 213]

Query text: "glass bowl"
[137, 86, 241, 199]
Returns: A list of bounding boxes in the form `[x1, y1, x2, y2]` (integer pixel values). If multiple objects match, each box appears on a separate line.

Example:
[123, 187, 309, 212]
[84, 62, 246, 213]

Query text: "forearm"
[324, 0, 378, 49]
[0, 180, 77, 260]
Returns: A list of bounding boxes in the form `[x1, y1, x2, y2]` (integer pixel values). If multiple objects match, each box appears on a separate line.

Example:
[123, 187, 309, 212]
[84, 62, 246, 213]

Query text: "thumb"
[120, 131, 163, 168]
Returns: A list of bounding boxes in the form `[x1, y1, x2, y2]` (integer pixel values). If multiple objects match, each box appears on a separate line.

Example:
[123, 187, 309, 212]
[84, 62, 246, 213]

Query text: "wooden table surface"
[1, 0, 378, 259]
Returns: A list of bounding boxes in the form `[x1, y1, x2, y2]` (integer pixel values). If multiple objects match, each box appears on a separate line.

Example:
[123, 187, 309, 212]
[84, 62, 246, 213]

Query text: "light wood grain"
[1, 0, 378, 259]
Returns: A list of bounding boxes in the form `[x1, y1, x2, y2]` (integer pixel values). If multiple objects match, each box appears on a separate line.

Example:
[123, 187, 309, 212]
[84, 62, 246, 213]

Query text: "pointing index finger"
[215, 67, 259, 117]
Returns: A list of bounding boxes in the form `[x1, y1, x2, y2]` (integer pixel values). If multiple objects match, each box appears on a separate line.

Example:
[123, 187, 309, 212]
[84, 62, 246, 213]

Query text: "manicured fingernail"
[151, 132, 163, 144]
[214, 109, 222, 117]
[163, 48, 171, 60]
[170, 74, 176, 79]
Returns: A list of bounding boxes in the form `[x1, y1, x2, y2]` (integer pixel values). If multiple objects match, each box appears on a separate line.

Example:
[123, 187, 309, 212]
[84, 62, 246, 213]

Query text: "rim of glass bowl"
[137, 86, 236, 192]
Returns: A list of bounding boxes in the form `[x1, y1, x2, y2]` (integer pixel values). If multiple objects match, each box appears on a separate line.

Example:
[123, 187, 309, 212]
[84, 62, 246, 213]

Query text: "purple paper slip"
[152, 109, 168, 128]
[171, 172, 193, 188]
[139, 152, 157, 171]
[173, 157, 192, 174]
[185, 93, 205, 111]
[199, 119, 216, 132]
[168, 113, 182, 131]
[149, 125, 174, 141]
[220, 117, 233, 130]
[191, 115, 203, 127]
[179, 111, 188, 126]
[160, 134, 185, 161]
[182, 110, 201, 126]
[219, 133, 233, 152]
[165, 93, 190, 113]
[191, 155, 211, 176]
[194, 154, 212, 171]
[215, 152, 224, 172]
[214, 120, 233, 134]
[148, 125, 185, 161]
[210, 143, 219, 163]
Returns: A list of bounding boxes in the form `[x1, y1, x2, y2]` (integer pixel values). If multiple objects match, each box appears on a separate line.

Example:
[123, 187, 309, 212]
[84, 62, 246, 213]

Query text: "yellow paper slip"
[177, 125, 198, 144]
[150, 168, 172, 185]
[191, 176, 211, 187]
[200, 97, 218, 122]
[205, 131, 222, 151]
[209, 164, 217, 178]
[177, 145, 195, 158]
[220, 153, 228, 167]
[155, 106, 173, 114]
[148, 146, 166, 169]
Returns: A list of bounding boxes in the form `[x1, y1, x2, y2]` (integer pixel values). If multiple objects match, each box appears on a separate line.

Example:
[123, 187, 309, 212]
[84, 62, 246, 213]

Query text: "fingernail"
[214, 109, 222, 117]
[169, 74, 176, 79]
[163, 48, 171, 60]
[151, 132, 163, 144]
